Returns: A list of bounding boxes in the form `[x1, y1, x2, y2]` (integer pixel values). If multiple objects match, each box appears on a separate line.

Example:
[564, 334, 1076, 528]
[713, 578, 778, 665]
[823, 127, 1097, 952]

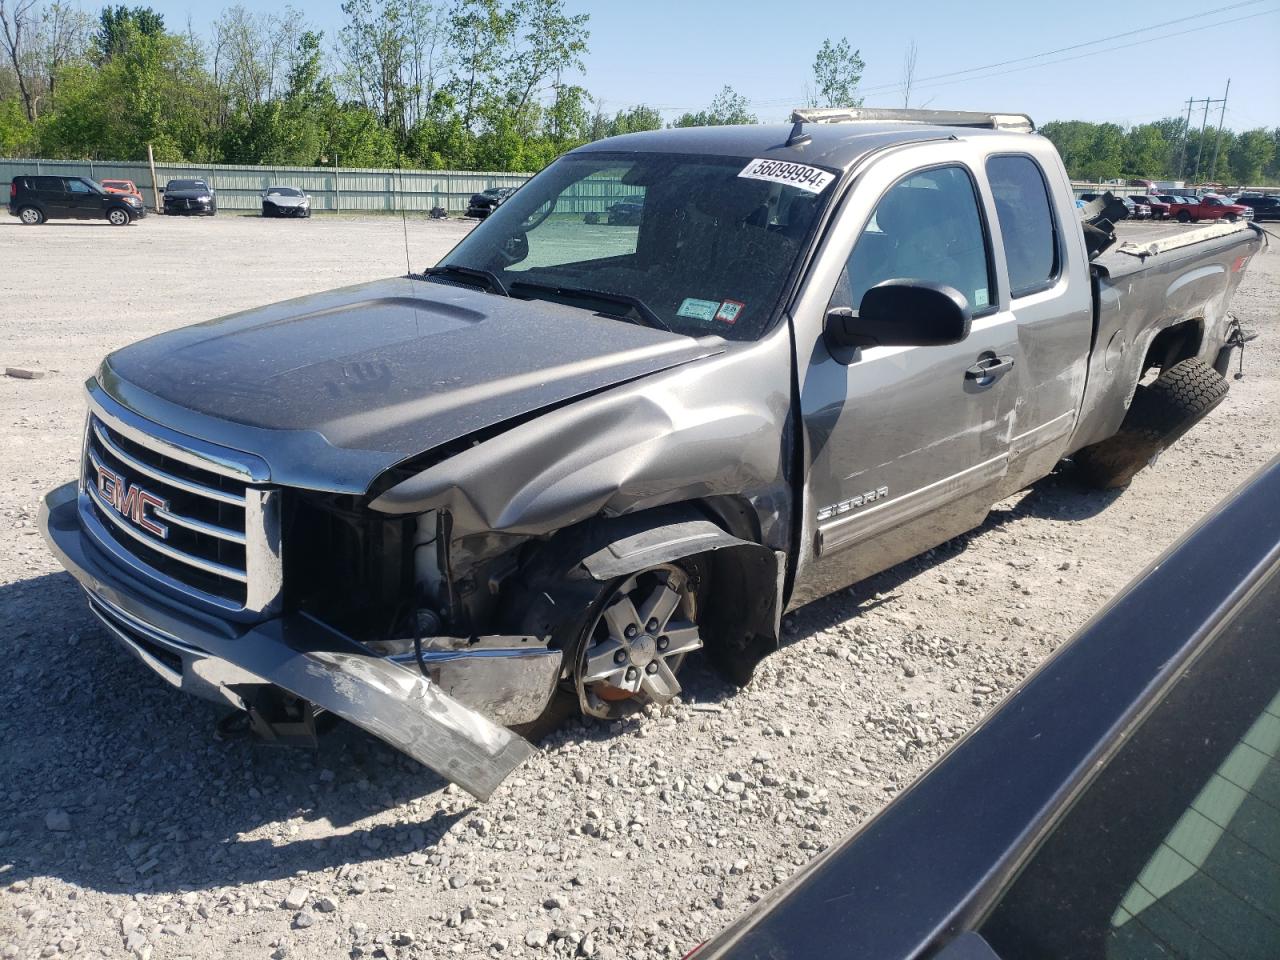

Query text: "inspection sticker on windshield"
[738, 159, 835, 194]
[677, 298, 721, 322]
[715, 300, 745, 325]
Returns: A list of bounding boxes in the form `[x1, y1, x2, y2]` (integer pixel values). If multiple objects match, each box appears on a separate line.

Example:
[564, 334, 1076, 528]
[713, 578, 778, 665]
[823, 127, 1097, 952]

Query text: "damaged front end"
[38, 388, 569, 801]
[41, 478, 553, 800]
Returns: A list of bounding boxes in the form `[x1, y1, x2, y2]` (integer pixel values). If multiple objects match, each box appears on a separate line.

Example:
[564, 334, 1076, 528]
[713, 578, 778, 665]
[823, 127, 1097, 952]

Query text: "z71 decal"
[817, 486, 889, 522]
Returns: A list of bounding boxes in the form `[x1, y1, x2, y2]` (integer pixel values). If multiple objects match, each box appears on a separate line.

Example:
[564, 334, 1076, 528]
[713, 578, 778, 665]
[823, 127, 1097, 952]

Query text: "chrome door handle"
[965, 355, 1015, 380]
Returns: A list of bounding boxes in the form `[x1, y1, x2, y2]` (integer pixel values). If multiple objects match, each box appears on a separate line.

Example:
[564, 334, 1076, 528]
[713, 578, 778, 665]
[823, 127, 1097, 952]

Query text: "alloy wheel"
[575, 564, 703, 719]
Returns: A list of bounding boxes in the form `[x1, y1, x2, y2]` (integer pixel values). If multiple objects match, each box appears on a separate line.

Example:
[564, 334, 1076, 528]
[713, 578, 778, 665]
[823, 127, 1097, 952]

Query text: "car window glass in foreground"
[980, 601, 1280, 960]
[438, 152, 835, 341]
[66, 179, 94, 195]
[987, 155, 1059, 297]
[829, 164, 993, 314]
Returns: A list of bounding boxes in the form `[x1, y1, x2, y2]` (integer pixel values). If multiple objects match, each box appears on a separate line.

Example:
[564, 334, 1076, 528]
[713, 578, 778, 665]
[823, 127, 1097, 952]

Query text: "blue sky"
[149, 0, 1279, 129]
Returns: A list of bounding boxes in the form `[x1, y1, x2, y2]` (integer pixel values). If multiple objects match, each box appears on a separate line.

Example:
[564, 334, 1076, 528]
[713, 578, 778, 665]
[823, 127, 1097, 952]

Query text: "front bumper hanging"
[40, 481, 547, 801]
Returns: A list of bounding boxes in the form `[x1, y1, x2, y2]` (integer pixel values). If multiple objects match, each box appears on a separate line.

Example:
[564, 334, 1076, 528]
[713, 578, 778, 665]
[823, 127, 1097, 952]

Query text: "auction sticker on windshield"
[677, 298, 721, 322]
[738, 159, 835, 194]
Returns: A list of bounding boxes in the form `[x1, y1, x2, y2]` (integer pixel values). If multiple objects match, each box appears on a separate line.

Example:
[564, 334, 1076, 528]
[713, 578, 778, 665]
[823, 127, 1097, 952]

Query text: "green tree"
[93, 4, 163, 63]
[446, 0, 512, 131]
[1228, 128, 1274, 186]
[1122, 124, 1167, 178]
[810, 36, 864, 108]
[0, 93, 34, 151]
[672, 85, 755, 127]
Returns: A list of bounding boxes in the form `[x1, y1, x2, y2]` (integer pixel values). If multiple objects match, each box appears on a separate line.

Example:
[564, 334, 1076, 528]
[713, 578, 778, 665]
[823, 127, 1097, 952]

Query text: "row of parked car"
[1080, 190, 1278, 223]
[6, 174, 314, 225]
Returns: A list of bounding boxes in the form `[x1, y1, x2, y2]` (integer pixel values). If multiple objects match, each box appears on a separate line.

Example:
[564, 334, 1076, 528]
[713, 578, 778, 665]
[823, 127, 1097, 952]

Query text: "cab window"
[987, 155, 1059, 297]
[65, 179, 93, 194]
[829, 165, 993, 316]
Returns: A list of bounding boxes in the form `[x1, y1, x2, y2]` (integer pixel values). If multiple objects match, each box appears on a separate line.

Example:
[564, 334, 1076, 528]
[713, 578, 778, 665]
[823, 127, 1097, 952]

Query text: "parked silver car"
[261, 185, 311, 218]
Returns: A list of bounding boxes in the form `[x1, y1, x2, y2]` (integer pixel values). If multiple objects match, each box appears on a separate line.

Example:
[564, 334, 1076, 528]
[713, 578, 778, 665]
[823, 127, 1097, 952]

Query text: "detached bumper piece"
[40, 482, 542, 801]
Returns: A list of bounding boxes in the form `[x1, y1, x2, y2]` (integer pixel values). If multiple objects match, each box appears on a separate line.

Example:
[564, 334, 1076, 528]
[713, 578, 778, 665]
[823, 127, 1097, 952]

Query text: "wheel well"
[503, 501, 782, 687]
[1143, 320, 1203, 377]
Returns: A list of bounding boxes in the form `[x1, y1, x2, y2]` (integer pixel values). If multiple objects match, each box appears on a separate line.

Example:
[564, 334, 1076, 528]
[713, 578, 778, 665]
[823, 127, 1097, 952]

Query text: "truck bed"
[1095, 220, 1256, 277]
[1069, 220, 1265, 453]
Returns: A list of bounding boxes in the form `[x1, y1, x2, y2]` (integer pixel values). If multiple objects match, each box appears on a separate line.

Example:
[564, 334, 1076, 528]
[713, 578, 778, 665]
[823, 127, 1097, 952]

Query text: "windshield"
[267, 186, 302, 197]
[434, 151, 835, 341]
[169, 180, 207, 191]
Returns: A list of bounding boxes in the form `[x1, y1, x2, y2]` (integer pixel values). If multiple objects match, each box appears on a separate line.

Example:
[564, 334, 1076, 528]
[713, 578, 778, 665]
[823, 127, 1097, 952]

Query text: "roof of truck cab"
[571, 121, 1015, 171]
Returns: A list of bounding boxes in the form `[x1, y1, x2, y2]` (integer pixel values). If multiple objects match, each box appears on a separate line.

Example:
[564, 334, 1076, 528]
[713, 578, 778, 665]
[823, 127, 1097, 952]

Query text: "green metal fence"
[0, 157, 536, 213]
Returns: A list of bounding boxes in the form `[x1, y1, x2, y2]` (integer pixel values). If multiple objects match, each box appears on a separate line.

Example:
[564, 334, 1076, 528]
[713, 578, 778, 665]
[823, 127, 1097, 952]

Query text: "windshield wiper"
[509, 281, 671, 332]
[422, 264, 509, 296]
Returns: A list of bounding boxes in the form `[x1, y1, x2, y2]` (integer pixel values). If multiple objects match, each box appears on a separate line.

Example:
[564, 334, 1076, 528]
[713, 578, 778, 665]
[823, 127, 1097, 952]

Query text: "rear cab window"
[986, 154, 1060, 298]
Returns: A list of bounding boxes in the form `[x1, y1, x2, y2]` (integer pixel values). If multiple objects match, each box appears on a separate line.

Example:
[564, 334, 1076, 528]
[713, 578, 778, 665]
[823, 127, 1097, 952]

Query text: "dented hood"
[100, 277, 720, 494]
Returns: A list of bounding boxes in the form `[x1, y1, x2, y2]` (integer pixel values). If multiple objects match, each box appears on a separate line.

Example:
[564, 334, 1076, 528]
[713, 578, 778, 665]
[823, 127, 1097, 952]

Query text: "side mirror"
[824, 279, 972, 363]
[497, 231, 529, 265]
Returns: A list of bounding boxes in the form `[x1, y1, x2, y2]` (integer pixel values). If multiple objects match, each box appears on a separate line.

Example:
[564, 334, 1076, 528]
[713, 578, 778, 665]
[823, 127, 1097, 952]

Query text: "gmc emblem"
[94, 462, 169, 539]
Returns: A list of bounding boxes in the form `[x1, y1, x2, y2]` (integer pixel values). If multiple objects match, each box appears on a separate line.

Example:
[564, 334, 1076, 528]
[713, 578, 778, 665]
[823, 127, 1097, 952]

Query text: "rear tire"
[1176, 210, 1193, 223]
[18, 206, 43, 225]
[1073, 358, 1228, 489]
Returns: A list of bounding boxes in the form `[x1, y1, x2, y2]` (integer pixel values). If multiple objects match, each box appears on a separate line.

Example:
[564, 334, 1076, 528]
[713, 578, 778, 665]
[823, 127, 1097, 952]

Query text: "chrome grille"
[78, 396, 281, 615]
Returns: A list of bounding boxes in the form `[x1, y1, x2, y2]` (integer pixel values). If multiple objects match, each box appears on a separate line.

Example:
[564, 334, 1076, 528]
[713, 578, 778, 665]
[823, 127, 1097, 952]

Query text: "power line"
[600, 3, 1279, 119]
[874, 9, 1275, 101]
[858, 0, 1267, 96]
[748, 5, 1277, 111]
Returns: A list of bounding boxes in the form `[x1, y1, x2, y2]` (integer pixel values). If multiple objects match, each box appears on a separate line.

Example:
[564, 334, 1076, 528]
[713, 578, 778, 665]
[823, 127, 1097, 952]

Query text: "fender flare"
[581, 518, 762, 580]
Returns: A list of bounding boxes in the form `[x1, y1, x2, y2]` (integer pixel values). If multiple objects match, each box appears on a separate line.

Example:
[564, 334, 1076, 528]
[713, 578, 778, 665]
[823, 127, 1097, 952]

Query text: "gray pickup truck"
[41, 108, 1264, 800]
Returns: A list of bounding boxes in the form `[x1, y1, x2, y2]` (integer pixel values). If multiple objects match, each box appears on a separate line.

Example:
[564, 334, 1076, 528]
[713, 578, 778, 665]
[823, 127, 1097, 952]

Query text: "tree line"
[1041, 117, 1279, 186]
[0, 0, 867, 171]
[4, 4, 1274, 184]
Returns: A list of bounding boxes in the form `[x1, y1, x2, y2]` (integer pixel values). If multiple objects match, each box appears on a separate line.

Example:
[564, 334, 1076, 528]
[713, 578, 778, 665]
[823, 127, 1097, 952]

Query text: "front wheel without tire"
[1072, 357, 1228, 489]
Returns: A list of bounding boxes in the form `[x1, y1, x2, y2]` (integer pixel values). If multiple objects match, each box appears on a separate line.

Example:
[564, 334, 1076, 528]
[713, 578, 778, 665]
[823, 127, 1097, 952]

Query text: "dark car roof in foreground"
[571, 121, 988, 172]
[697, 454, 1280, 960]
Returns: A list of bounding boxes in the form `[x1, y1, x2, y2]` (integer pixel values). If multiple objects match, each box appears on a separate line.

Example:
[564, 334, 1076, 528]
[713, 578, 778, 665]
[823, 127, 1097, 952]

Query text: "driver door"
[63, 178, 99, 218]
[792, 149, 1022, 606]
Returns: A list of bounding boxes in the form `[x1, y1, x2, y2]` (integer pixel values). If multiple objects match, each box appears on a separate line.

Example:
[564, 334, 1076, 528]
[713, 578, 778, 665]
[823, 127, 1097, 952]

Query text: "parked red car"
[1128, 195, 1170, 219]
[100, 179, 144, 201]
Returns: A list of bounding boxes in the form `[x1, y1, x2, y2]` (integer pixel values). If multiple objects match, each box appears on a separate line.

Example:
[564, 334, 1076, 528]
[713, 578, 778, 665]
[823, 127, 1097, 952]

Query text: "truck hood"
[100, 276, 722, 494]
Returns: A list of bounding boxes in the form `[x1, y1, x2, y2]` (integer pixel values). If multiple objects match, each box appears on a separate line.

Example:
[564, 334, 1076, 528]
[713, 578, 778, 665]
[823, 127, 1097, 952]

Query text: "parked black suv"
[8, 175, 145, 225]
[162, 178, 217, 216]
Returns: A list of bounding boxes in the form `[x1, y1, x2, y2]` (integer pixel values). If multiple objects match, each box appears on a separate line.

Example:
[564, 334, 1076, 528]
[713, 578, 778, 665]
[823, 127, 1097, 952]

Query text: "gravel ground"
[1, 213, 1277, 960]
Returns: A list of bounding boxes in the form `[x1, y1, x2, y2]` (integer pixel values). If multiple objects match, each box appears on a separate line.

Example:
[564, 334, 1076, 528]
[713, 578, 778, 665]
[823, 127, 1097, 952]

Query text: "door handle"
[965, 355, 1015, 381]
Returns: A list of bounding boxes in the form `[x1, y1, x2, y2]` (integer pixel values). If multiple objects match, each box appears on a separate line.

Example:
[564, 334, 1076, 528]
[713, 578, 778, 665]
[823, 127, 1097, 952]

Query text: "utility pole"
[1191, 96, 1211, 184]
[146, 143, 161, 213]
[1209, 78, 1230, 184]
[1176, 97, 1193, 179]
